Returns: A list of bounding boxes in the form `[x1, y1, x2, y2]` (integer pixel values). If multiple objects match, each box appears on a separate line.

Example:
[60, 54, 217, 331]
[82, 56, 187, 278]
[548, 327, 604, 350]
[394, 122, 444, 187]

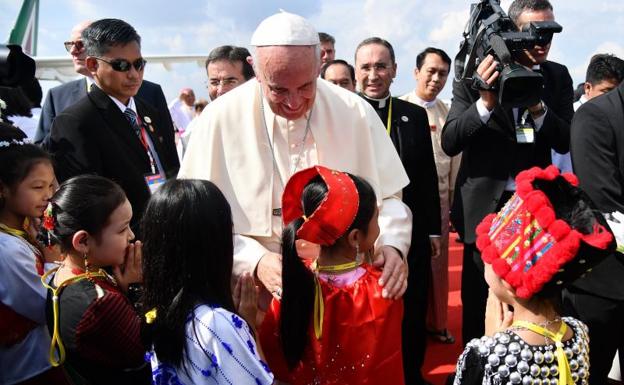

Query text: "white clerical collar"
[362, 93, 391, 108]
[410, 92, 437, 109]
[108, 95, 137, 114]
[578, 94, 588, 105]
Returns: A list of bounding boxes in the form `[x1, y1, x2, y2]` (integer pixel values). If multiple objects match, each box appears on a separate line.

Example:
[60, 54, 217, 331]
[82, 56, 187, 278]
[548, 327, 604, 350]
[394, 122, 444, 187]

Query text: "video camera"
[454, 0, 562, 107]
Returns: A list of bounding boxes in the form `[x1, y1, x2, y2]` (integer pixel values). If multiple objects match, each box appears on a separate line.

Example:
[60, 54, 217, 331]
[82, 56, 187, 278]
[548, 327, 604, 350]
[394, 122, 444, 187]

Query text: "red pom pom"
[516, 286, 531, 299]
[548, 219, 571, 241]
[492, 258, 511, 277]
[516, 181, 533, 196]
[505, 269, 523, 288]
[476, 214, 495, 236]
[542, 165, 560, 180]
[481, 246, 499, 264]
[476, 234, 491, 251]
[525, 191, 547, 213]
[535, 207, 555, 228]
[561, 172, 579, 187]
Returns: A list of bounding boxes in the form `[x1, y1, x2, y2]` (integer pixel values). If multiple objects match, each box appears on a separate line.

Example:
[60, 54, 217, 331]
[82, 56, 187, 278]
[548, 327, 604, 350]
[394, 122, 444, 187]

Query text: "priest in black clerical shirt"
[355, 37, 441, 385]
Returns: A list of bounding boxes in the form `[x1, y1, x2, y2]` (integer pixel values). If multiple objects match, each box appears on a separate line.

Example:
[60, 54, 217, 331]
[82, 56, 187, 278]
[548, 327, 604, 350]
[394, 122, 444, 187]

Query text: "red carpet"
[423, 234, 464, 385]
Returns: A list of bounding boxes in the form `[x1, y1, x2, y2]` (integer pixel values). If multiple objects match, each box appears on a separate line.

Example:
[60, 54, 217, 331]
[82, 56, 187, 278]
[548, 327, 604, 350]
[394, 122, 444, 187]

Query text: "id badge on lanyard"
[136, 115, 167, 194]
[515, 109, 535, 144]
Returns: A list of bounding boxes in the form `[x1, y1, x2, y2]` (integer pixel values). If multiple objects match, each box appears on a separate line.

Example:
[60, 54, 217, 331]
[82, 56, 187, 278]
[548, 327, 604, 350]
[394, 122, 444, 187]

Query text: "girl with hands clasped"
[41, 175, 149, 385]
[452, 166, 615, 385]
[141, 179, 274, 385]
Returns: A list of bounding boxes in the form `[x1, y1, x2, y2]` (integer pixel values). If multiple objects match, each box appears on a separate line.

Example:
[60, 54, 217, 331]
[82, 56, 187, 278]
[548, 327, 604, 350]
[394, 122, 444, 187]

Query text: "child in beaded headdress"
[259, 165, 405, 385]
[451, 166, 615, 385]
[0, 123, 69, 384]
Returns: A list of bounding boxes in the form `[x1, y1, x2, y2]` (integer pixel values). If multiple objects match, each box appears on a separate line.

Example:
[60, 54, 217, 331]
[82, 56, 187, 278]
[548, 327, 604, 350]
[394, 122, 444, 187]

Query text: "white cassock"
[179, 78, 412, 279]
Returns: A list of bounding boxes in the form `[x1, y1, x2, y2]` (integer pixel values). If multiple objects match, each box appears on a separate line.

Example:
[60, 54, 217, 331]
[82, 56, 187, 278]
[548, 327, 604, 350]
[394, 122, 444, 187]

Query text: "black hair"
[19, 77, 43, 108]
[585, 54, 624, 85]
[355, 37, 395, 64]
[416, 47, 451, 70]
[318, 32, 335, 45]
[320, 59, 355, 84]
[0, 86, 32, 118]
[280, 173, 377, 368]
[0, 123, 50, 210]
[508, 0, 553, 25]
[141, 179, 236, 367]
[205, 45, 254, 80]
[573, 83, 585, 102]
[82, 18, 141, 57]
[47, 175, 127, 252]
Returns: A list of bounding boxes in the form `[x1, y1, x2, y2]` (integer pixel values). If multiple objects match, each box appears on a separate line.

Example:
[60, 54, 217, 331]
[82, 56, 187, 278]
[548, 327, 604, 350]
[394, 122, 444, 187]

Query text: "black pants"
[460, 242, 489, 346]
[562, 288, 624, 385]
[402, 240, 431, 385]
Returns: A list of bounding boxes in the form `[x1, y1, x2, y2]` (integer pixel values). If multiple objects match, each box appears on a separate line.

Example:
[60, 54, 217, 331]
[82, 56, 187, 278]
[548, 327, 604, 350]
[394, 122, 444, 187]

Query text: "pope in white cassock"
[179, 11, 412, 306]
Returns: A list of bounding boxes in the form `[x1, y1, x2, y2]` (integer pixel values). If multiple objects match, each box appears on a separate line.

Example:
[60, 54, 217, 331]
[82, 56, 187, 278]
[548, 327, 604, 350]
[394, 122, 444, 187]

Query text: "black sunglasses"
[94, 57, 147, 72]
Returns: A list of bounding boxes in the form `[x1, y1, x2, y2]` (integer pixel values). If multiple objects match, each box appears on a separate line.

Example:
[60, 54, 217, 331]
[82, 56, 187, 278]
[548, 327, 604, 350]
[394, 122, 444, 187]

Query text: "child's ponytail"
[280, 216, 315, 369]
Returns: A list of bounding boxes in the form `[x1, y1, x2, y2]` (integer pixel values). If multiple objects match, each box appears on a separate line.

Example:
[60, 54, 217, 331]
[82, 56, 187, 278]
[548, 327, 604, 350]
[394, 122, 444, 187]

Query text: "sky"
[2, 0, 624, 103]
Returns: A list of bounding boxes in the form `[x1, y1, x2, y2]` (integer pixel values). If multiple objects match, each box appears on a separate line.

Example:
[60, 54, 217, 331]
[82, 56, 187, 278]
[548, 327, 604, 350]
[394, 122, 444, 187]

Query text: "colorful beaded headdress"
[282, 165, 359, 246]
[476, 166, 615, 299]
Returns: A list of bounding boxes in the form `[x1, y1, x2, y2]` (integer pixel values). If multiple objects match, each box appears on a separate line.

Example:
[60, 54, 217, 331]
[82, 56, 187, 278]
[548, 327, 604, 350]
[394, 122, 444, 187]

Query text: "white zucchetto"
[250, 11, 320, 46]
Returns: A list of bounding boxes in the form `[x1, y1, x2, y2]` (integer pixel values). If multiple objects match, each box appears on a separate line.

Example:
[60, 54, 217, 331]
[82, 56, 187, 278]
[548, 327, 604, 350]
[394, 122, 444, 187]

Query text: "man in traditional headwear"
[180, 12, 411, 309]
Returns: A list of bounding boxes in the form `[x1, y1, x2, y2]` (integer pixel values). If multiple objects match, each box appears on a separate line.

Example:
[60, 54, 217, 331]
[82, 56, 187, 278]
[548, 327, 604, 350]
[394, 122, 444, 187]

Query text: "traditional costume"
[148, 305, 274, 385]
[178, 12, 412, 303]
[452, 166, 615, 385]
[259, 166, 405, 385]
[0, 224, 67, 385]
[42, 265, 148, 384]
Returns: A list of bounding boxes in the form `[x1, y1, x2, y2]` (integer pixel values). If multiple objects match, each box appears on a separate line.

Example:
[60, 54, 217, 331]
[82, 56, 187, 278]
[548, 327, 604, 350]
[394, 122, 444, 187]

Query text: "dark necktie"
[123, 108, 142, 138]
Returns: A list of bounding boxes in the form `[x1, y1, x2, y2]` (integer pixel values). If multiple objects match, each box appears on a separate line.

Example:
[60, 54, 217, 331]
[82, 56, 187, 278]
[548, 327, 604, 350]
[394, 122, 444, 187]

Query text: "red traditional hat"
[282, 165, 359, 246]
[476, 166, 615, 299]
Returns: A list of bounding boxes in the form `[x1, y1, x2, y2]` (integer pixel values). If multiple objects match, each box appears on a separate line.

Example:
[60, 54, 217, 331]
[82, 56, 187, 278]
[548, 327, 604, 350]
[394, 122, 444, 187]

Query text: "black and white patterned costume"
[453, 317, 590, 385]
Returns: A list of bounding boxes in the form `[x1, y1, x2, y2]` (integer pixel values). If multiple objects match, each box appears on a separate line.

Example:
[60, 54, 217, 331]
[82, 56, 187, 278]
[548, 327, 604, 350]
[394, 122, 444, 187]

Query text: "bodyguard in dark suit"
[441, 0, 573, 345]
[567, 80, 624, 384]
[36, 77, 173, 146]
[47, 19, 179, 232]
[356, 37, 441, 385]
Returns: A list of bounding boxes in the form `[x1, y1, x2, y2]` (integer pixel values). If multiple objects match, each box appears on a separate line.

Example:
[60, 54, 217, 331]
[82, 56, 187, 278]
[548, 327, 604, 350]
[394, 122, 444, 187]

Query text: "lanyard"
[512, 320, 573, 384]
[386, 96, 393, 135]
[41, 267, 108, 367]
[310, 259, 363, 339]
[137, 114, 160, 174]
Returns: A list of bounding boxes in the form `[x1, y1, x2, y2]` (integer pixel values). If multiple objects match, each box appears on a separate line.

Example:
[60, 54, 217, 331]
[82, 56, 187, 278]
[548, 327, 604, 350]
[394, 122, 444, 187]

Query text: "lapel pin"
[144, 116, 152, 124]
[401, 116, 409, 122]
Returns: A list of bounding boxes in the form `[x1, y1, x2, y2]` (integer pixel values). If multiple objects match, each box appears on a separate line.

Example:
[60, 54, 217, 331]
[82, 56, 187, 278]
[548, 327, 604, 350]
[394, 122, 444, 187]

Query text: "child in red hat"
[452, 166, 615, 385]
[259, 165, 405, 385]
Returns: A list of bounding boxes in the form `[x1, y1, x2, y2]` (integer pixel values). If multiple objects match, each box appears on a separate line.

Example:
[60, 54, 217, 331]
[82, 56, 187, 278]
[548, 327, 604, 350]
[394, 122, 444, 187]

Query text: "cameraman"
[441, 0, 573, 345]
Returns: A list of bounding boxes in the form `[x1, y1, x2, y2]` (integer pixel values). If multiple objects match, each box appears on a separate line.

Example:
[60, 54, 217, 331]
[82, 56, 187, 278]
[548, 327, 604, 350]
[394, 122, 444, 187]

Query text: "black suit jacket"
[46, 86, 180, 231]
[569, 81, 624, 299]
[442, 60, 574, 243]
[363, 95, 441, 253]
[36, 78, 174, 146]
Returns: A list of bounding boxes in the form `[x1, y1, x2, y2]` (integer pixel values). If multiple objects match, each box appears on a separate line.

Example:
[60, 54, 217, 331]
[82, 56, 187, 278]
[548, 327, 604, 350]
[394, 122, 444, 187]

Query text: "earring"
[355, 244, 362, 264]
[83, 253, 91, 275]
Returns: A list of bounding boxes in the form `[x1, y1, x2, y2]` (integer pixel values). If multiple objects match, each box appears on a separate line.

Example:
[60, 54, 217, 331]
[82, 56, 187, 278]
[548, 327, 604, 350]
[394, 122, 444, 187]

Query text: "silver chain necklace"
[259, 91, 313, 190]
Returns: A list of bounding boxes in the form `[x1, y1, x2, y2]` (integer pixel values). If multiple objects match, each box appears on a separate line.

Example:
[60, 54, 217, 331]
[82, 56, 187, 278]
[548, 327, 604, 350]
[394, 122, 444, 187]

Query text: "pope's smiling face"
[255, 45, 320, 120]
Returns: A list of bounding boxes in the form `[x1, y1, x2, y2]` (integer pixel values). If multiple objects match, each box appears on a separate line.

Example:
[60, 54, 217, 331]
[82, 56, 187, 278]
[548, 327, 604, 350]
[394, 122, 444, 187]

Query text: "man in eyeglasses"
[35, 20, 174, 148]
[180, 45, 255, 155]
[355, 37, 440, 385]
[47, 18, 179, 233]
[205, 45, 254, 101]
